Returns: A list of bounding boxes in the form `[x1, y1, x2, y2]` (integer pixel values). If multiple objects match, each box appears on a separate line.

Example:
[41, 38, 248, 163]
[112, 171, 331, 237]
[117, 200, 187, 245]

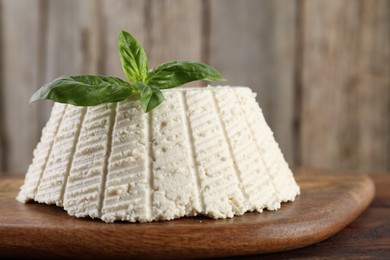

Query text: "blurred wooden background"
[0, 0, 389, 175]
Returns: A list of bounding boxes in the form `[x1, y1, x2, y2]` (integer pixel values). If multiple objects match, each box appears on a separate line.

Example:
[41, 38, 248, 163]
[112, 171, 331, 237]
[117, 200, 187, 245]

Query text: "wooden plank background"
[0, 0, 389, 175]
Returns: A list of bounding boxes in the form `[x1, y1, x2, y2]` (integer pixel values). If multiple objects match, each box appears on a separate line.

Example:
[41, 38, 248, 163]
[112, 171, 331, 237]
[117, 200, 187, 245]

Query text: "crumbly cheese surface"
[17, 86, 300, 223]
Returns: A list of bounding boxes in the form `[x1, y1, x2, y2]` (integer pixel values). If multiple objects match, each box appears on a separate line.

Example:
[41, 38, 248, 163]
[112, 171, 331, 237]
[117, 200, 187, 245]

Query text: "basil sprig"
[118, 30, 148, 83]
[30, 30, 225, 112]
[135, 82, 164, 113]
[146, 61, 224, 89]
[30, 75, 134, 106]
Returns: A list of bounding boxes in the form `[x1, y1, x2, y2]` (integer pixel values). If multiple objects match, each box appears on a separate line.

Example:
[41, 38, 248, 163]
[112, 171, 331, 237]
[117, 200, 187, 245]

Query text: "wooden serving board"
[0, 169, 375, 259]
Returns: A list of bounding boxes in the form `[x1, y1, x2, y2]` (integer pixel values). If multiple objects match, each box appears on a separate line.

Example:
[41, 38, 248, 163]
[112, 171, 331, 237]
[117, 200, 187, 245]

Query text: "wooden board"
[0, 170, 374, 259]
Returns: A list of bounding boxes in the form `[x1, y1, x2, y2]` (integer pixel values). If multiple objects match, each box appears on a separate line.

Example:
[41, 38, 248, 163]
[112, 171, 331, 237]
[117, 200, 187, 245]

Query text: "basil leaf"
[135, 82, 164, 112]
[30, 75, 133, 106]
[146, 61, 226, 89]
[118, 30, 148, 82]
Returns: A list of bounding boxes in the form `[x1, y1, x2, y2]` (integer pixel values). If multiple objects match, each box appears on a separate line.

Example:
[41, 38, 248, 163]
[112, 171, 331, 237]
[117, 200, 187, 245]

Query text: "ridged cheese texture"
[17, 86, 300, 223]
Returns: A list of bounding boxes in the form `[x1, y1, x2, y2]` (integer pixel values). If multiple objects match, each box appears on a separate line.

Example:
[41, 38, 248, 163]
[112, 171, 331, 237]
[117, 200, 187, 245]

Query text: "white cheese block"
[101, 98, 149, 222]
[63, 103, 116, 218]
[35, 105, 86, 206]
[16, 103, 67, 203]
[17, 86, 300, 223]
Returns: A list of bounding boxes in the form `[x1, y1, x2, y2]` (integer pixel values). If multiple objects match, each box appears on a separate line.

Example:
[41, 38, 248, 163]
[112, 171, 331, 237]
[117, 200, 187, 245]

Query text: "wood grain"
[99, 0, 204, 84]
[0, 139, 2, 172]
[147, 0, 203, 74]
[1, 0, 43, 174]
[99, 0, 147, 78]
[38, 0, 92, 126]
[258, 208, 390, 259]
[300, 0, 390, 171]
[0, 170, 375, 259]
[208, 0, 297, 163]
[371, 174, 390, 208]
[0, 1, 2, 173]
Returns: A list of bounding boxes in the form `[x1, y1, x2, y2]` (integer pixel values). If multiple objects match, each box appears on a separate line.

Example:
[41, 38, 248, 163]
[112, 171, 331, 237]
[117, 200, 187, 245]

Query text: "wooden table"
[258, 171, 390, 259]
[0, 169, 389, 259]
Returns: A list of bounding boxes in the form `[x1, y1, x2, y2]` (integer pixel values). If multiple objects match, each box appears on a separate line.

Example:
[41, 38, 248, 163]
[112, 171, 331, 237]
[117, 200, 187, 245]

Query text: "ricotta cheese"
[17, 86, 300, 223]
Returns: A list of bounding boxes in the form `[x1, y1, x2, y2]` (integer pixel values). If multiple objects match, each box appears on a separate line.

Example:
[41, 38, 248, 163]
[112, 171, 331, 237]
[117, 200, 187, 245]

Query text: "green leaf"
[29, 30, 227, 114]
[146, 61, 226, 89]
[30, 75, 133, 106]
[135, 82, 164, 112]
[118, 30, 148, 82]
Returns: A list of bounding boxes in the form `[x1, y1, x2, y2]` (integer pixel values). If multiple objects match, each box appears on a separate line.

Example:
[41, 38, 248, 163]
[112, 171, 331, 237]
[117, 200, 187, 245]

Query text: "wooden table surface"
[257, 171, 390, 259]
[0, 169, 389, 259]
